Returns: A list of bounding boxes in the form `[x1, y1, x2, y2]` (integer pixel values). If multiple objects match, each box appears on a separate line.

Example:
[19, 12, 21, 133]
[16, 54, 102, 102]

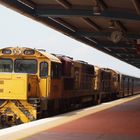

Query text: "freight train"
[0, 47, 140, 126]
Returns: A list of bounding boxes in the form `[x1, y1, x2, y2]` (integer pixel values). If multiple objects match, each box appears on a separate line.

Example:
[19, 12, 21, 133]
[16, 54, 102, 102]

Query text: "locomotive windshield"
[0, 59, 13, 72]
[14, 59, 37, 74]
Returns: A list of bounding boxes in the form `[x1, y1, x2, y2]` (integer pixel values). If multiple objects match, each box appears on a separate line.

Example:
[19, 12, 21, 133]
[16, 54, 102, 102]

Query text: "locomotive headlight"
[2, 49, 12, 54]
[24, 49, 35, 55]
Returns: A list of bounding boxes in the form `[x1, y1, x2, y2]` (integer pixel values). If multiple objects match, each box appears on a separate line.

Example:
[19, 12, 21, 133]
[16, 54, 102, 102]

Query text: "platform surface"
[25, 96, 140, 140]
[0, 95, 140, 140]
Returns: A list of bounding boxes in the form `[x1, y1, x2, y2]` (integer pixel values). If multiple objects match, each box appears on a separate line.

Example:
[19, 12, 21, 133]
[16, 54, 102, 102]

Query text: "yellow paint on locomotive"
[0, 73, 39, 100]
[0, 47, 61, 125]
[94, 66, 100, 91]
[109, 69, 120, 94]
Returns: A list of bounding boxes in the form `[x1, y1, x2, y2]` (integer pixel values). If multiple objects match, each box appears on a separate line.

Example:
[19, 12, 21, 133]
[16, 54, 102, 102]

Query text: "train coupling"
[0, 112, 18, 126]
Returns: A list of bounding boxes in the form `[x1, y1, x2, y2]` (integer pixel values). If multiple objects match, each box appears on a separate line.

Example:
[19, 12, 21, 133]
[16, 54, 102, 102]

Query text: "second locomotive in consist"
[0, 47, 140, 126]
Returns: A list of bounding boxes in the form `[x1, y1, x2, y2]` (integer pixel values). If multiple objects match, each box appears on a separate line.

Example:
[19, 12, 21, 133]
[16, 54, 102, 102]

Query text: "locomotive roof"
[0, 47, 61, 63]
[37, 50, 61, 63]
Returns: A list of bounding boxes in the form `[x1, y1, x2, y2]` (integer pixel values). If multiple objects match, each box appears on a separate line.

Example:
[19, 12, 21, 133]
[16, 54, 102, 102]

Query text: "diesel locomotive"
[0, 47, 140, 126]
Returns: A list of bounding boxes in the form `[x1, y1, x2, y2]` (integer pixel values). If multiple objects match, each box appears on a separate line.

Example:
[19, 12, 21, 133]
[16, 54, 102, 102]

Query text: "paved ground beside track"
[0, 94, 140, 140]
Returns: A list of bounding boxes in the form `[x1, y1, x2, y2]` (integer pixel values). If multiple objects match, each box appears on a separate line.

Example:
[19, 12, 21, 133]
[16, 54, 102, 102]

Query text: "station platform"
[1, 94, 140, 140]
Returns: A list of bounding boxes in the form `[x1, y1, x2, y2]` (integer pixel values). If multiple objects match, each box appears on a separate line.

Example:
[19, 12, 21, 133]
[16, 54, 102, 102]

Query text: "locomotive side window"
[40, 62, 48, 77]
[14, 59, 37, 74]
[0, 59, 13, 72]
[51, 62, 61, 79]
[118, 74, 120, 82]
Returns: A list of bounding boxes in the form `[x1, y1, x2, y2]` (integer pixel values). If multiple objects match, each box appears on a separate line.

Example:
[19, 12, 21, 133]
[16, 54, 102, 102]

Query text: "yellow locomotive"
[0, 47, 140, 126]
[94, 67, 120, 103]
[0, 47, 62, 125]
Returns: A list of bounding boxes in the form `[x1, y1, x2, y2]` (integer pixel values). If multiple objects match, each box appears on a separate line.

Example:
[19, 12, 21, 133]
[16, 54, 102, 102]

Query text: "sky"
[0, 5, 140, 77]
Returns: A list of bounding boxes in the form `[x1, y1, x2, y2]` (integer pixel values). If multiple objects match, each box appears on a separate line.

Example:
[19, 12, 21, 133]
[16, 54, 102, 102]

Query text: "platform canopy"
[1, 0, 140, 68]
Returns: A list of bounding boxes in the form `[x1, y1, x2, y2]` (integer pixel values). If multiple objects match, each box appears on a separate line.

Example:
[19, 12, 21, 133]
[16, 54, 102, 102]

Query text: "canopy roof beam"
[55, 0, 71, 9]
[82, 18, 101, 31]
[77, 31, 140, 39]
[132, 0, 140, 14]
[36, 8, 140, 21]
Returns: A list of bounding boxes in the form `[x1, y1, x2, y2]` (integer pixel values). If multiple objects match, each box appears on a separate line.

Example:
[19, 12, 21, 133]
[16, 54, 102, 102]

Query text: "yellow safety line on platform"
[0, 94, 140, 140]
